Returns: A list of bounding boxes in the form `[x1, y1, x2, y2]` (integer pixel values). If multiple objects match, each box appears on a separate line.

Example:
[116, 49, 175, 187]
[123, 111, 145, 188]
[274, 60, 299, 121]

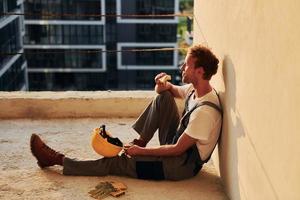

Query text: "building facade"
[24, 0, 180, 91]
[0, 0, 27, 91]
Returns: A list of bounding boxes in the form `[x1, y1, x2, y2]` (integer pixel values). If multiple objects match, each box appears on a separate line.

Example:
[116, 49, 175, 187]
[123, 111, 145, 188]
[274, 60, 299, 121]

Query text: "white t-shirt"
[179, 84, 222, 161]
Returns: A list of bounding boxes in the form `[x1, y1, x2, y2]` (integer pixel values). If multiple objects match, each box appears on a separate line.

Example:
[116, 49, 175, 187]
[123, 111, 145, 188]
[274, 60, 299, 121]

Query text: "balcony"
[0, 91, 228, 200]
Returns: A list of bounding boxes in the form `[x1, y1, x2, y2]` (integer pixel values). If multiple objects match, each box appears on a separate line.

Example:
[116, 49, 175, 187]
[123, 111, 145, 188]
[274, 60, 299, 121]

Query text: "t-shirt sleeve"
[177, 84, 193, 99]
[184, 108, 215, 143]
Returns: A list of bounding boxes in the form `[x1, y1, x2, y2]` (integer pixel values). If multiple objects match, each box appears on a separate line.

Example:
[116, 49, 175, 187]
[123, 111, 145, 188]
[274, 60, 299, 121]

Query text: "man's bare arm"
[125, 133, 197, 157]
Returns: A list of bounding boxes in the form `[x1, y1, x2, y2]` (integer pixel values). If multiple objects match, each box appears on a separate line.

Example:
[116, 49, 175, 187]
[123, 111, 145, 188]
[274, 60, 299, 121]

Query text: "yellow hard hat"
[91, 125, 123, 157]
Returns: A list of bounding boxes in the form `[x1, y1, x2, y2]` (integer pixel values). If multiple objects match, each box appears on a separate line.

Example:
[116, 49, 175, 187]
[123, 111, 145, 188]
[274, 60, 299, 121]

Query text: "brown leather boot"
[30, 134, 65, 168]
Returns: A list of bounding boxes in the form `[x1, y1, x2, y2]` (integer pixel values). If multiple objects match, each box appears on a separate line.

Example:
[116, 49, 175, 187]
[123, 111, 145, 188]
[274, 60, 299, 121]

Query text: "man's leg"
[30, 134, 138, 178]
[31, 134, 200, 180]
[132, 91, 180, 145]
[63, 153, 201, 181]
[63, 154, 137, 178]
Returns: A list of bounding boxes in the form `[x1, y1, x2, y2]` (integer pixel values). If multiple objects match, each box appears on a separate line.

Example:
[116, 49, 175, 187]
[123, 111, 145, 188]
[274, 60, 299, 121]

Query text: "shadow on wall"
[218, 55, 246, 200]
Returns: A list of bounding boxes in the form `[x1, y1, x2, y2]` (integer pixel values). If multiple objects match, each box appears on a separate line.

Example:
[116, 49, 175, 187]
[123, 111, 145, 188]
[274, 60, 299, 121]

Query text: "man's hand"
[124, 145, 142, 156]
[155, 72, 172, 94]
[124, 133, 197, 157]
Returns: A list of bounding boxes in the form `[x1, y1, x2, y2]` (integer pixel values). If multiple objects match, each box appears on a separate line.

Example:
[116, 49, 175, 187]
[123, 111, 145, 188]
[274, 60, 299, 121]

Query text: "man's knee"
[155, 91, 174, 103]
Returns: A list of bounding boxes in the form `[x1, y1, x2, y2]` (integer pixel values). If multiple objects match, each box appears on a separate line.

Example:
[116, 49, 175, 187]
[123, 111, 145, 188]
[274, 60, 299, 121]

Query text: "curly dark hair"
[188, 45, 219, 80]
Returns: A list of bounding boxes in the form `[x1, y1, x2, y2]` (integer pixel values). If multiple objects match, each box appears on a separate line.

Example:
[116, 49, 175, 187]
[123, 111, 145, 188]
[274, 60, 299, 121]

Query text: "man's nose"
[180, 64, 185, 72]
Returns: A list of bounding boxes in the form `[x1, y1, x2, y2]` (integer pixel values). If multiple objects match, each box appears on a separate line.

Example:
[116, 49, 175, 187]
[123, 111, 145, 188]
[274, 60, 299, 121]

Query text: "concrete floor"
[0, 118, 228, 200]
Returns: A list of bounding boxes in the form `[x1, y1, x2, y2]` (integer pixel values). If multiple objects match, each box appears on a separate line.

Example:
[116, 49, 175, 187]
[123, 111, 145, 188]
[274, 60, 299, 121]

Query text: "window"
[0, 55, 25, 91]
[0, 19, 22, 66]
[26, 49, 104, 70]
[24, 25, 104, 45]
[118, 0, 175, 20]
[24, 0, 102, 20]
[122, 48, 173, 66]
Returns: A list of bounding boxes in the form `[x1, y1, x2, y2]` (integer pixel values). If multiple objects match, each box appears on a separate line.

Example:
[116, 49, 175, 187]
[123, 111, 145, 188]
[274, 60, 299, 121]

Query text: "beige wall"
[194, 0, 300, 199]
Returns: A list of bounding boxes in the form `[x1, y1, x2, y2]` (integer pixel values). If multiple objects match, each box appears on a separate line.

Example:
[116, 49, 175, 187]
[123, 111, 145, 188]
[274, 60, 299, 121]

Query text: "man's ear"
[196, 67, 205, 76]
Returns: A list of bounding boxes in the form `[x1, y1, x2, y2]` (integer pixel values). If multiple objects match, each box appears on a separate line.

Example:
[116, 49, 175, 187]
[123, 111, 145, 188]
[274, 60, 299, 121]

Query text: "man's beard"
[182, 75, 190, 84]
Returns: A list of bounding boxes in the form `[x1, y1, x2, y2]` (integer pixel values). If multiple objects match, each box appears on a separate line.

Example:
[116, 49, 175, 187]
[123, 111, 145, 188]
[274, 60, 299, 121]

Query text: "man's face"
[180, 54, 197, 84]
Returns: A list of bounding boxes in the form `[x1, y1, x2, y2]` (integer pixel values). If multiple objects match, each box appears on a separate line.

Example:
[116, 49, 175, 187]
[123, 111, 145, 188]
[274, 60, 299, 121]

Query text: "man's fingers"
[155, 72, 166, 83]
[159, 75, 171, 84]
[122, 147, 132, 158]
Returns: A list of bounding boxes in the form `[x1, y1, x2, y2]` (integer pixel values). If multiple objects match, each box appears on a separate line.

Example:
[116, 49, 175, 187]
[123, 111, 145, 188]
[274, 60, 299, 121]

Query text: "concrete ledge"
[0, 91, 184, 119]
